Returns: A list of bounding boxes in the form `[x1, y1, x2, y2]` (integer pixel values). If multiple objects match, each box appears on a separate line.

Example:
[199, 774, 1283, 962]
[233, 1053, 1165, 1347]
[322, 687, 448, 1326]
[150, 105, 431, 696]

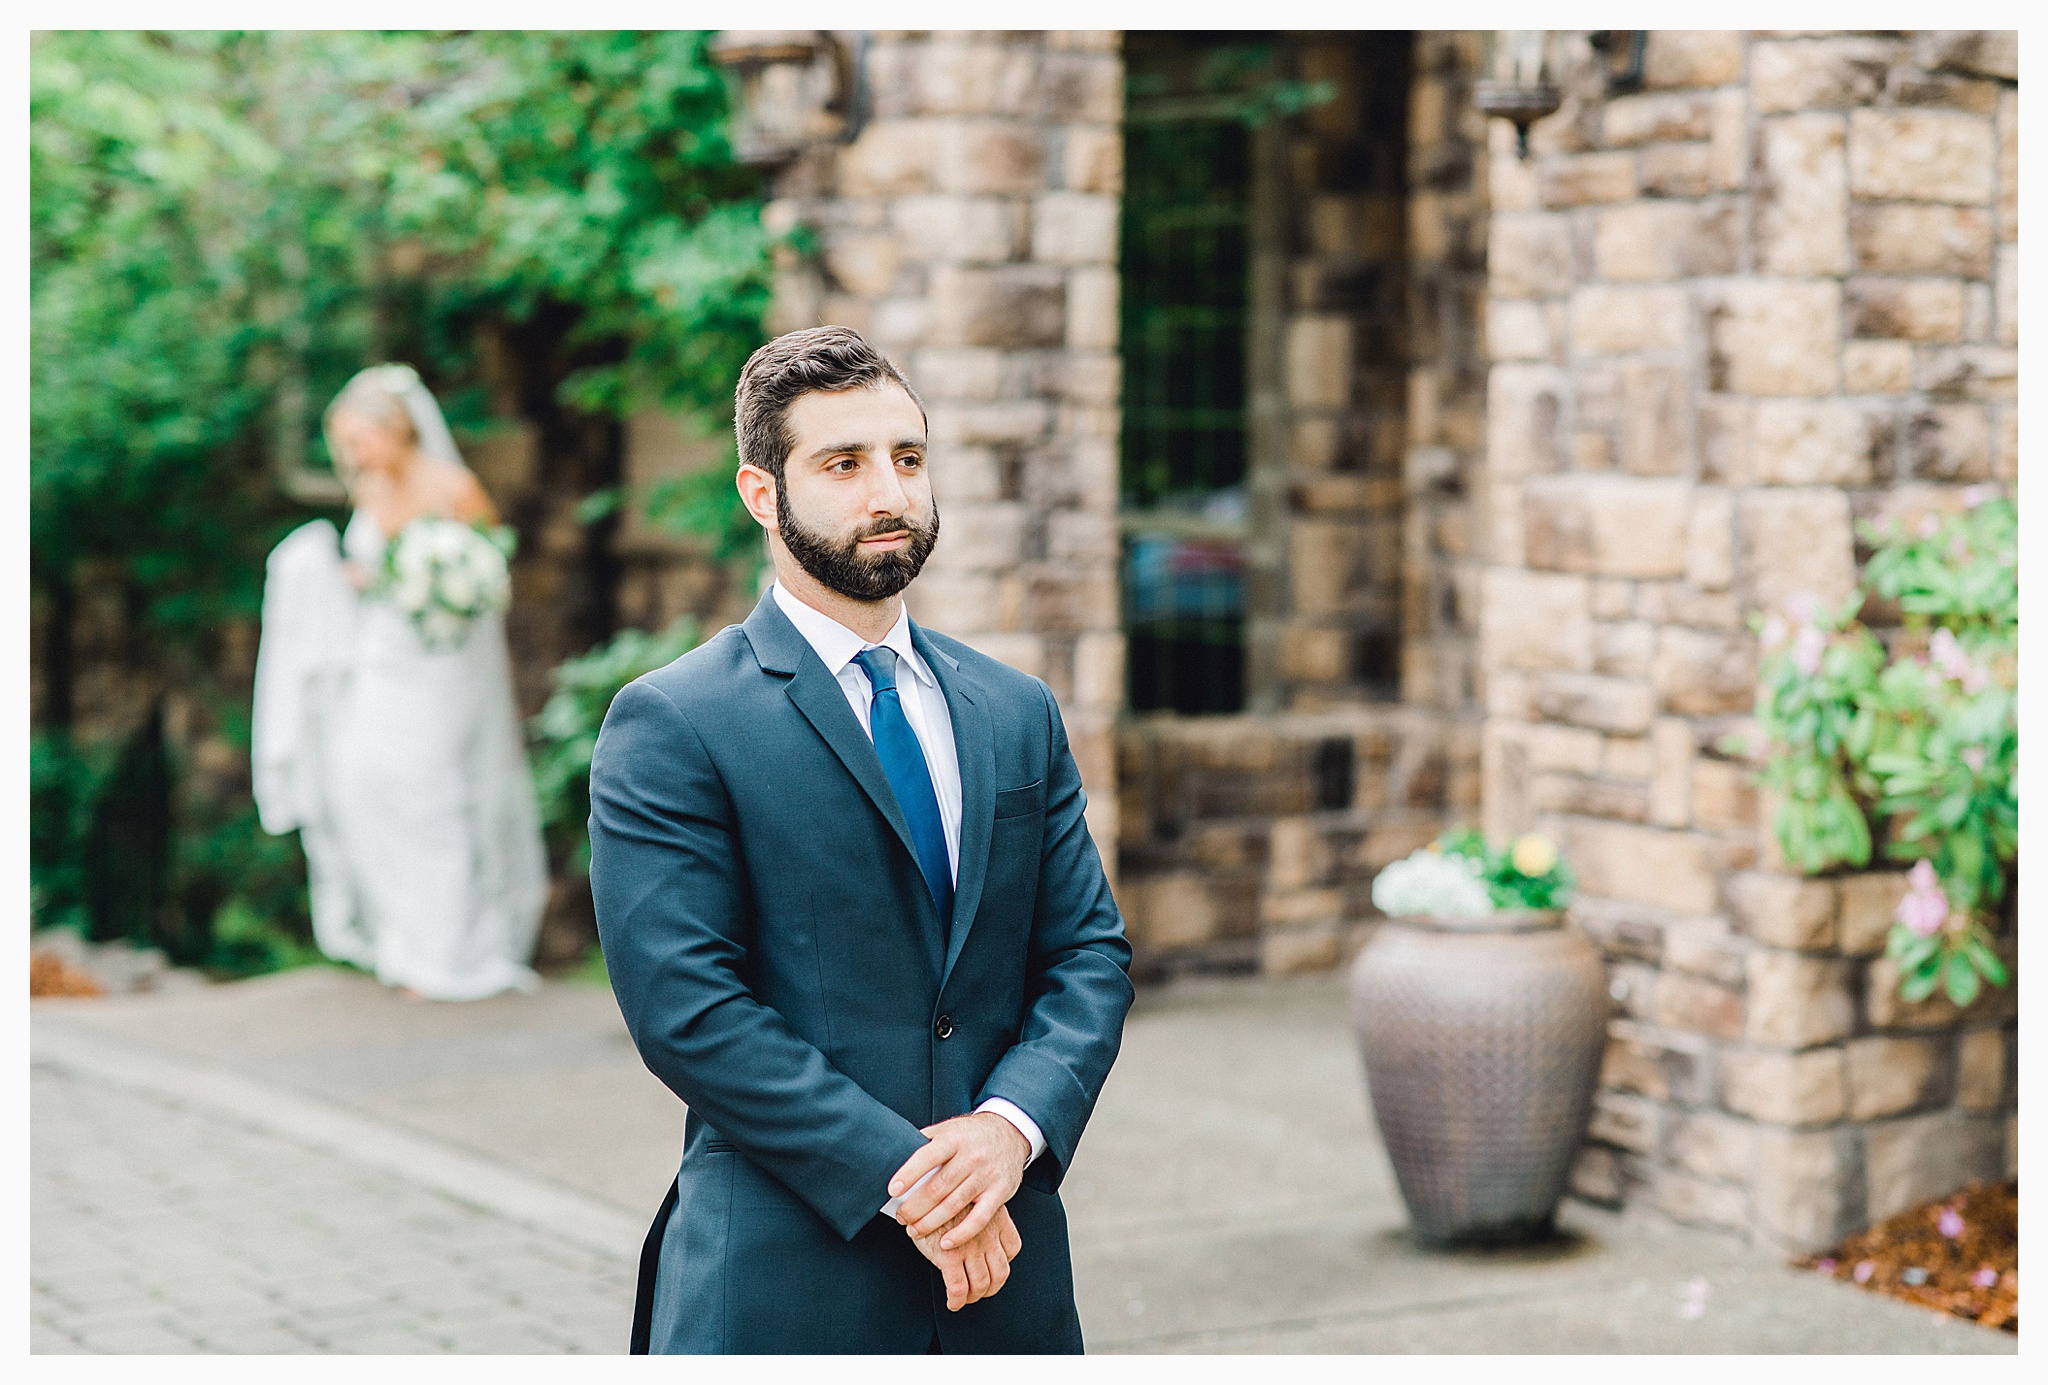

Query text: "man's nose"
[867, 461, 912, 516]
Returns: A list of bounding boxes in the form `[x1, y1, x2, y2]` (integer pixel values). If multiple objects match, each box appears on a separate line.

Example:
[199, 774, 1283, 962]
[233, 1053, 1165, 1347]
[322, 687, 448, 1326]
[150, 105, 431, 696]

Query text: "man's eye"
[829, 457, 858, 473]
[897, 454, 923, 468]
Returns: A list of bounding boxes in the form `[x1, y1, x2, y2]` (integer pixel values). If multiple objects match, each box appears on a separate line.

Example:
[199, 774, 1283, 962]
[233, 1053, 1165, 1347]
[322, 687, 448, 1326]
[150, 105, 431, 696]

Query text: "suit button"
[934, 1015, 954, 1040]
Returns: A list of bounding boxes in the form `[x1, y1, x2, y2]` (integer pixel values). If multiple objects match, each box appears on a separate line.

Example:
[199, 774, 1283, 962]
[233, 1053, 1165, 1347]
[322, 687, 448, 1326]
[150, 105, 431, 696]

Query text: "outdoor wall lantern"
[708, 30, 868, 167]
[1589, 30, 1648, 96]
[1473, 30, 1561, 160]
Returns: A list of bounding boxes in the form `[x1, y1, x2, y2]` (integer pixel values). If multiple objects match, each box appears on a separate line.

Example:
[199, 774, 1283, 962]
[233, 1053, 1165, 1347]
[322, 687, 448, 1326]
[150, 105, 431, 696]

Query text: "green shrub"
[33, 31, 768, 975]
[1740, 494, 2016, 1006]
[529, 617, 704, 873]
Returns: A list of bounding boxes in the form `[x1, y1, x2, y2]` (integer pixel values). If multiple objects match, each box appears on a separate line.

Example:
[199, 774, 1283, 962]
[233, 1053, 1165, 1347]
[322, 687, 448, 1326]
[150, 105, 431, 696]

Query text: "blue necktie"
[851, 648, 954, 955]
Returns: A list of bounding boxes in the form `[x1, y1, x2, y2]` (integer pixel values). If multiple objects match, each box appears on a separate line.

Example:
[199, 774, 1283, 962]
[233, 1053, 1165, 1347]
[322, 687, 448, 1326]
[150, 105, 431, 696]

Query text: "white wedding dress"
[251, 510, 548, 1000]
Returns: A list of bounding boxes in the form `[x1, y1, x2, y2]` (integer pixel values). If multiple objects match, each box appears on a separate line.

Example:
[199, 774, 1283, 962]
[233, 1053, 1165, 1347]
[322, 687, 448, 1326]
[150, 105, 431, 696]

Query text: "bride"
[251, 363, 548, 1000]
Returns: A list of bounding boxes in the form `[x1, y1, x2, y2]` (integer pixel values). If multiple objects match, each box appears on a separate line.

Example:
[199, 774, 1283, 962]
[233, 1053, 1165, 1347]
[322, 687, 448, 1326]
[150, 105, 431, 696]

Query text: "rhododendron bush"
[1738, 492, 2015, 1006]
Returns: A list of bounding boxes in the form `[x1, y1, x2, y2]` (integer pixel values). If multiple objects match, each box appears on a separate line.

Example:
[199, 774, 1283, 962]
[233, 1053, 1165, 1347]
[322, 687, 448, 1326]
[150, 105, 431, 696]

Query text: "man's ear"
[736, 463, 779, 530]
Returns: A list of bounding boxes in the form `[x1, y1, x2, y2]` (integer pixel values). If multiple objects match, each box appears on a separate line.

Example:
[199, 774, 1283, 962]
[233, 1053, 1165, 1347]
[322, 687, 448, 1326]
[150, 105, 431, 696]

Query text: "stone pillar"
[756, 32, 1126, 867]
[1402, 32, 1493, 719]
[1475, 29, 2019, 1249]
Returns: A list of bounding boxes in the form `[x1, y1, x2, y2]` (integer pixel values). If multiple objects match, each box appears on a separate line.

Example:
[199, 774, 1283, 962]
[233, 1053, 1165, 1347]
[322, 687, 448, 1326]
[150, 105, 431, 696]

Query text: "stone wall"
[606, 411, 759, 641]
[1240, 30, 1491, 717]
[1400, 32, 1494, 718]
[1116, 32, 1490, 976]
[750, 30, 1127, 860]
[1474, 29, 2019, 1249]
[1264, 33, 1414, 711]
[1116, 710, 1472, 978]
[1578, 867, 2016, 1251]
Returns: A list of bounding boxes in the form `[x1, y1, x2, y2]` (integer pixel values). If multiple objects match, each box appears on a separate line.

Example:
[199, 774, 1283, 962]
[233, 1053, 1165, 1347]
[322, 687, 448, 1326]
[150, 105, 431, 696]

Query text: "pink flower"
[1919, 513, 1942, 538]
[1930, 628, 1967, 676]
[1961, 746, 1986, 773]
[1896, 860, 1951, 938]
[1938, 1207, 1965, 1238]
[1961, 484, 1997, 508]
[1783, 591, 1821, 626]
[1928, 628, 1987, 691]
[1853, 1260, 1877, 1284]
[1973, 1266, 2000, 1289]
[1815, 1258, 1838, 1275]
[1791, 625, 1827, 677]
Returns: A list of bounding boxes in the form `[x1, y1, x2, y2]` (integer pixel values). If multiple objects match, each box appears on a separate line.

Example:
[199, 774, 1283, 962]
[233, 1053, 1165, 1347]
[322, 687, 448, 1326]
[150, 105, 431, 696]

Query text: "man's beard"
[777, 478, 940, 602]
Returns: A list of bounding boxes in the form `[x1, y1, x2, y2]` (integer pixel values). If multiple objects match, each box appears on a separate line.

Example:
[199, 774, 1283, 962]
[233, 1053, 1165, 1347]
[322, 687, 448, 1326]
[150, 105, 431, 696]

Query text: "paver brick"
[31, 1067, 633, 1354]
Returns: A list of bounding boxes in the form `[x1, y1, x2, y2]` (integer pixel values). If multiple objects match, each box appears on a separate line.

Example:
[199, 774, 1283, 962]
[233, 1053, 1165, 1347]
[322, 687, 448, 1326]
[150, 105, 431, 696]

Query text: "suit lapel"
[742, 592, 925, 885]
[913, 621, 995, 990]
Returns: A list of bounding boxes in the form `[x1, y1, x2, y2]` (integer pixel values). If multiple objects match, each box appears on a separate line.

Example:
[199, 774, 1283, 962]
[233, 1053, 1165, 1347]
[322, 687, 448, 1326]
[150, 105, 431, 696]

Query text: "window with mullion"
[1120, 79, 1251, 715]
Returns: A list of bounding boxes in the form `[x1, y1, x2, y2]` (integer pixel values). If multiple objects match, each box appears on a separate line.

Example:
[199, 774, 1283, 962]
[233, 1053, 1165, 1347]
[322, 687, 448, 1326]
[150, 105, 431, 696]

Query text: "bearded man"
[589, 326, 1133, 1354]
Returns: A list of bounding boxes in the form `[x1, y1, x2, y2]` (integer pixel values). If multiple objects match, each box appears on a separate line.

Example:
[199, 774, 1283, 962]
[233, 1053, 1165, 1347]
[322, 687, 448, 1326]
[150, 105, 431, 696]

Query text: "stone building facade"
[721, 28, 2017, 1251]
[1472, 29, 2018, 1252]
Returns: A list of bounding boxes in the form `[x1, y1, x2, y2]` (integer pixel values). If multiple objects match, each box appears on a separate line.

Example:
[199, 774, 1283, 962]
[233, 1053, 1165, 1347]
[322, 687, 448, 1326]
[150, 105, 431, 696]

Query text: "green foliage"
[644, 447, 768, 578]
[1742, 497, 2017, 1007]
[32, 32, 290, 635]
[1130, 40, 1340, 126]
[529, 618, 704, 873]
[175, 796, 322, 977]
[1745, 591, 1886, 874]
[307, 29, 772, 418]
[32, 720, 318, 974]
[32, 31, 769, 969]
[1435, 827, 1577, 913]
[565, 943, 611, 989]
[30, 733, 117, 938]
[206, 897, 329, 978]
[1863, 497, 2017, 633]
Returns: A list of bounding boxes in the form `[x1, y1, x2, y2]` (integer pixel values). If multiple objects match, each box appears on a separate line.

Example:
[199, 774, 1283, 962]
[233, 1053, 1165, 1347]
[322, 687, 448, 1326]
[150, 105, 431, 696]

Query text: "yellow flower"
[1511, 833, 1558, 877]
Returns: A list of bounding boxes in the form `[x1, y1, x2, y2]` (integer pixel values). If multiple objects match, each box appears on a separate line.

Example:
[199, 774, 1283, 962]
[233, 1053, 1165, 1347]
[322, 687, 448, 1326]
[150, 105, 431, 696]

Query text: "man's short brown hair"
[734, 326, 925, 480]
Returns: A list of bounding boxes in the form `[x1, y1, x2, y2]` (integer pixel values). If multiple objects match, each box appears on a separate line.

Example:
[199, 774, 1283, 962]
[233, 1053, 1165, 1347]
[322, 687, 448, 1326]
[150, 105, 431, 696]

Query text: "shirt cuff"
[974, 1097, 1046, 1166]
[879, 1102, 1046, 1221]
[880, 1167, 935, 1223]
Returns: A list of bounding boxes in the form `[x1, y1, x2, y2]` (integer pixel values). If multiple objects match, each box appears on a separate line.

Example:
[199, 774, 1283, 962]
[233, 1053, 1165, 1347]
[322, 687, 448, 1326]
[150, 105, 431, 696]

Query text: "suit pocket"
[703, 1138, 740, 1154]
[994, 779, 1046, 819]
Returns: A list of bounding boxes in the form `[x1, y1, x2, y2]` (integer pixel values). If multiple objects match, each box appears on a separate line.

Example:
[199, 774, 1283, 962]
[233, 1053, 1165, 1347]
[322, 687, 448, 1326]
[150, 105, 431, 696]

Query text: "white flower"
[393, 532, 431, 581]
[397, 564, 434, 613]
[417, 606, 469, 650]
[1371, 849, 1494, 919]
[440, 562, 478, 612]
[480, 563, 510, 610]
[427, 519, 468, 562]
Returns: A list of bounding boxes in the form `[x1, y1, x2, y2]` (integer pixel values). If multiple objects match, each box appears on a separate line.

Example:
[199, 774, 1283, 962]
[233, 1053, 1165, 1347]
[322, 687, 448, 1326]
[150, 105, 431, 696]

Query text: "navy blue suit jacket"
[588, 589, 1133, 1353]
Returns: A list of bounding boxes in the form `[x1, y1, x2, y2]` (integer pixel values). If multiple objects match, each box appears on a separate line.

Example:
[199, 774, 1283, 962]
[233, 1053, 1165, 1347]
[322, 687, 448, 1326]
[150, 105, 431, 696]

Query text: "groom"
[588, 326, 1133, 1354]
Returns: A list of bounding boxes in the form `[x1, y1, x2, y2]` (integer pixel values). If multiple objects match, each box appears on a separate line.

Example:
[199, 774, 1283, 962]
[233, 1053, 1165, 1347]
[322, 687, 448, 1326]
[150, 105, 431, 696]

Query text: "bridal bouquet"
[376, 518, 516, 650]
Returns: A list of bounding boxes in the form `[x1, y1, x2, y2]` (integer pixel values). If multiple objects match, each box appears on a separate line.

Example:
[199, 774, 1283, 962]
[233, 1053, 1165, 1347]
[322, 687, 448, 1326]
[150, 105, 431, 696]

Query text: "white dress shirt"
[768, 584, 1045, 1219]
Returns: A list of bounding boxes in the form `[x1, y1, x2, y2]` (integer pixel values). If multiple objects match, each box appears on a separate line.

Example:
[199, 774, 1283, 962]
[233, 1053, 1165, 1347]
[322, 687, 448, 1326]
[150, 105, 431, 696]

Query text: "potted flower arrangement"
[1348, 829, 1607, 1248]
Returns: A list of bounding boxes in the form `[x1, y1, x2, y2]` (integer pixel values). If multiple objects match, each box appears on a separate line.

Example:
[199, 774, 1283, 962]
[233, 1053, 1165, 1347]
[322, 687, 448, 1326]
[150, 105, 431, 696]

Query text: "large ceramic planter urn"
[1347, 909, 1609, 1247]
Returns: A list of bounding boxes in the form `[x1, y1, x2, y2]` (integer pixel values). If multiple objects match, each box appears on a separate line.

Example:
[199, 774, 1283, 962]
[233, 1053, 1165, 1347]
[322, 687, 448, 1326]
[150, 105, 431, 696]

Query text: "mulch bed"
[1797, 1179, 2018, 1333]
[29, 950, 103, 999]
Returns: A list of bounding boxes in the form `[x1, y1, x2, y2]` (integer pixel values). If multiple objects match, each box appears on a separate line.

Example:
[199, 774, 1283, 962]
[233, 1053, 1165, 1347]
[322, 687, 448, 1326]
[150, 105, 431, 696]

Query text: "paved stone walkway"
[31, 1066, 632, 1354]
[30, 966, 2016, 1354]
